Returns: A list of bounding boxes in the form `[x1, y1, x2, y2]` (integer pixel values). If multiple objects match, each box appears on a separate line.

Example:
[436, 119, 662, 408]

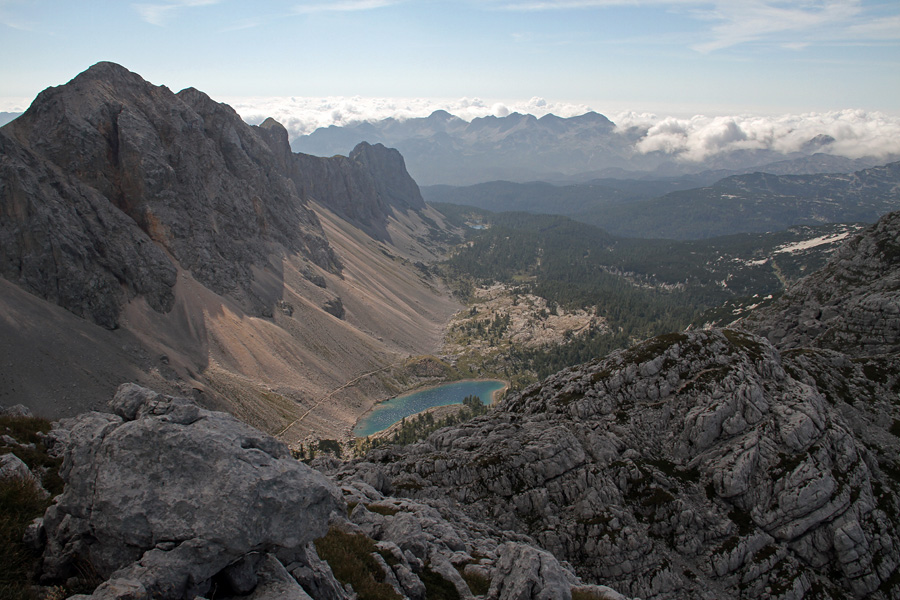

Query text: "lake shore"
[353, 378, 508, 438]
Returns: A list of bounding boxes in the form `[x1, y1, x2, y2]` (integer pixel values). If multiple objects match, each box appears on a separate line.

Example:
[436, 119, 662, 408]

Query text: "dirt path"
[275, 360, 403, 439]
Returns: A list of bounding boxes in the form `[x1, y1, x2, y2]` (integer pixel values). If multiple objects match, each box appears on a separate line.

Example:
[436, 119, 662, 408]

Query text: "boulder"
[39, 383, 344, 599]
[487, 542, 576, 600]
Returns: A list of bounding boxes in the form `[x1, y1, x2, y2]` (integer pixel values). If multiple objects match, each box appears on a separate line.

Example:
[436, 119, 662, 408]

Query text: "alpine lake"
[353, 380, 506, 437]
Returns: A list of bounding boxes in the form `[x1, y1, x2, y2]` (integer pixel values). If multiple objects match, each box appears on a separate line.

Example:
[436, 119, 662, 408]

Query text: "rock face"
[0, 62, 427, 329]
[1, 62, 334, 327]
[37, 384, 623, 600]
[349, 328, 900, 599]
[742, 210, 900, 356]
[40, 383, 344, 598]
[291, 141, 425, 238]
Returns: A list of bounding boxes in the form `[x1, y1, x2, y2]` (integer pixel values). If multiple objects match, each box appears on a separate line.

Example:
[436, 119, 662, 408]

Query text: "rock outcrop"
[291, 141, 425, 238]
[0, 61, 429, 330]
[38, 383, 344, 598]
[741, 210, 900, 356]
[35, 383, 627, 600]
[344, 328, 900, 599]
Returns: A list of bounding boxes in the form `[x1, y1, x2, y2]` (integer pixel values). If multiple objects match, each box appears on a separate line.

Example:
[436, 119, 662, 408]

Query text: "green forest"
[433, 203, 852, 380]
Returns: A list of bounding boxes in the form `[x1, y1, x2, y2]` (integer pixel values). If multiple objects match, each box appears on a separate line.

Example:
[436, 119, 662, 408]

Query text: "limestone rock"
[487, 542, 577, 600]
[39, 383, 344, 599]
[286, 543, 352, 600]
[741, 210, 900, 356]
[348, 329, 900, 599]
[240, 554, 314, 600]
[0, 452, 47, 496]
[0, 404, 33, 417]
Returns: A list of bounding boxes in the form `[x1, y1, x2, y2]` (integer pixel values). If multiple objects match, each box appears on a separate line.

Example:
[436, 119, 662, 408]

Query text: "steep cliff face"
[291, 141, 425, 238]
[350, 328, 900, 599]
[1, 61, 339, 327]
[0, 62, 460, 435]
[741, 210, 900, 356]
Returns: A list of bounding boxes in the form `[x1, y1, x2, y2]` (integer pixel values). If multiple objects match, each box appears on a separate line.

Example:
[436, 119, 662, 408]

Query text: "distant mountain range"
[424, 161, 900, 239]
[293, 110, 894, 185]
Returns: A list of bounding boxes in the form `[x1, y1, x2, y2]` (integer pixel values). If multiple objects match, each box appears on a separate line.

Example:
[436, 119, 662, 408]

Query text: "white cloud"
[619, 109, 900, 161]
[492, 103, 511, 117]
[846, 14, 900, 39]
[222, 96, 900, 162]
[133, 0, 220, 26]
[691, 0, 863, 52]
[223, 95, 595, 139]
[0, 0, 35, 30]
[292, 0, 401, 14]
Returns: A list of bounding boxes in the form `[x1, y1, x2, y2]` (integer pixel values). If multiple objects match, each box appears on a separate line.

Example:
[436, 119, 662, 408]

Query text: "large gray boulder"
[40, 383, 344, 599]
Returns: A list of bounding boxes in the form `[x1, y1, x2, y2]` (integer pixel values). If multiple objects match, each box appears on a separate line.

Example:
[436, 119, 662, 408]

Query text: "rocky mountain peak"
[1, 62, 343, 328]
[349, 141, 426, 211]
[741, 210, 900, 355]
[0, 63, 432, 329]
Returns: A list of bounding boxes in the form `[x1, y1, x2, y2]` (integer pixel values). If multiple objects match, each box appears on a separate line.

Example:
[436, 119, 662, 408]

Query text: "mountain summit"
[0, 62, 458, 437]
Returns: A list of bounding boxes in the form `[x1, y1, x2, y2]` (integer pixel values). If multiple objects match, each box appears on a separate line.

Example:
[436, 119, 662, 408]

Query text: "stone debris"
[33, 383, 624, 599]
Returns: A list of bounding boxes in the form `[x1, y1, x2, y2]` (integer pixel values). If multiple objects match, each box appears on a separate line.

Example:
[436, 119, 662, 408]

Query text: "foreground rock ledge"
[35, 383, 624, 600]
[39, 383, 345, 599]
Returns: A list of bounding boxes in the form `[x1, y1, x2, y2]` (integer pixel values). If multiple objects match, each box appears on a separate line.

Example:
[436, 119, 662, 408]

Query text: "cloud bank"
[226, 95, 594, 136]
[225, 95, 900, 162]
[619, 110, 900, 161]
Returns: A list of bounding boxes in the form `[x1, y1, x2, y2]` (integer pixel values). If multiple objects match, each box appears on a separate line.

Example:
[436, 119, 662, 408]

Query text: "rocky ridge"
[0, 61, 428, 329]
[341, 327, 900, 599]
[0, 62, 459, 437]
[741, 210, 900, 356]
[24, 383, 624, 600]
[329, 213, 900, 599]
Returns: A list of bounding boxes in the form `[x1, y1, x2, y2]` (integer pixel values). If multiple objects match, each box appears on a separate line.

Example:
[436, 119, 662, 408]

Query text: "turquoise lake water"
[353, 380, 506, 437]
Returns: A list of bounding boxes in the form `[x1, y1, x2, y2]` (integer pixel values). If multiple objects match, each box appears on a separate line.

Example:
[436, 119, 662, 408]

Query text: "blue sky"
[1, 0, 898, 117]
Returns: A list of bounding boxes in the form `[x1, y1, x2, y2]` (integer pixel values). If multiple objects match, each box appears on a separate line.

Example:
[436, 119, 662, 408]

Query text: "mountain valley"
[0, 62, 461, 443]
[1, 63, 899, 600]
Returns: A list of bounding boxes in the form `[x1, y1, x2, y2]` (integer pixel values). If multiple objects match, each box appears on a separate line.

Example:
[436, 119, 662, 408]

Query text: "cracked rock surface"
[346, 327, 900, 599]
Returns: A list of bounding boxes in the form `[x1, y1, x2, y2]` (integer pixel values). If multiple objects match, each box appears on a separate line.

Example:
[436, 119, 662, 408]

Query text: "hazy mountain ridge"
[424, 160, 900, 239]
[294, 110, 896, 186]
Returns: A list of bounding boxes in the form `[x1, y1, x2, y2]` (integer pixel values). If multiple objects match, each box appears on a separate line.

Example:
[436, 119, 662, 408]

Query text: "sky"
[1, 0, 899, 157]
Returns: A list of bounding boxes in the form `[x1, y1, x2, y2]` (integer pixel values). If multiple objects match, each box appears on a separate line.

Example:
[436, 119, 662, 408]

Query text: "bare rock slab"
[40, 383, 344, 599]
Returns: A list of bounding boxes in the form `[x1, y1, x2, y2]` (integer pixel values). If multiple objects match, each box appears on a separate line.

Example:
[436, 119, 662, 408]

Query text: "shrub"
[421, 566, 460, 600]
[314, 527, 402, 600]
[0, 476, 51, 599]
